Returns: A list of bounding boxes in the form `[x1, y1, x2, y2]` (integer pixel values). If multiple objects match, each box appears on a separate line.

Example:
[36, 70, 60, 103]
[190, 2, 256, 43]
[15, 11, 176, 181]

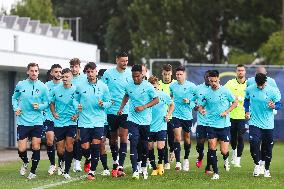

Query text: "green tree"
[10, 0, 58, 25]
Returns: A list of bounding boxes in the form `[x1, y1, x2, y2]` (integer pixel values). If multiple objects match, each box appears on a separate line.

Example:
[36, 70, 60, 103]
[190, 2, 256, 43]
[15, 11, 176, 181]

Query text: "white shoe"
[48, 165, 57, 175]
[175, 162, 182, 171]
[141, 167, 148, 180]
[211, 173, 220, 180]
[231, 149, 237, 165]
[147, 159, 152, 169]
[234, 157, 241, 167]
[58, 161, 65, 176]
[253, 164, 260, 177]
[264, 169, 271, 178]
[259, 161, 265, 175]
[224, 158, 230, 171]
[101, 169, 110, 176]
[27, 172, 36, 180]
[183, 159, 189, 171]
[63, 173, 71, 179]
[132, 170, 139, 179]
[73, 160, 82, 172]
[169, 152, 175, 162]
[137, 161, 142, 174]
[164, 163, 171, 170]
[20, 163, 28, 176]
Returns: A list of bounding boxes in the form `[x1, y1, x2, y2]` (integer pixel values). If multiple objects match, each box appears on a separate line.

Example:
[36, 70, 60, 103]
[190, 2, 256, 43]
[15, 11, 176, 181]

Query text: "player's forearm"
[50, 103, 56, 114]
[119, 95, 129, 110]
[226, 99, 238, 113]
[143, 97, 159, 109]
[38, 101, 49, 110]
[167, 103, 174, 117]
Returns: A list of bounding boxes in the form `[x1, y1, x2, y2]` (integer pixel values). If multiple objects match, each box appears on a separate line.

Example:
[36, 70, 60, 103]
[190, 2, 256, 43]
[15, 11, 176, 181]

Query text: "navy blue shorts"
[17, 125, 43, 140]
[167, 119, 174, 130]
[207, 127, 230, 142]
[196, 125, 207, 140]
[230, 119, 247, 134]
[54, 126, 77, 142]
[79, 127, 104, 143]
[172, 117, 192, 133]
[149, 130, 167, 142]
[249, 125, 273, 143]
[127, 121, 150, 142]
[107, 114, 128, 132]
[104, 124, 110, 138]
[43, 120, 54, 132]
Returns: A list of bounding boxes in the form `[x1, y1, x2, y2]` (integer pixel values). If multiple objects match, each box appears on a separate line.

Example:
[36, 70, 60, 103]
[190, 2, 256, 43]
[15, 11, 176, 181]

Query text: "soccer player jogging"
[158, 64, 176, 169]
[194, 70, 212, 173]
[69, 58, 87, 172]
[101, 52, 132, 177]
[50, 68, 78, 179]
[148, 76, 174, 176]
[224, 64, 247, 167]
[75, 62, 112, 180]
[12, 63, 49, 180]
[244, 73, 281, 178]
[198, 70, 238, 180]
[170, 66, 196, 171]
[44, 64, 62, 175]
[118, 65, 159, 179]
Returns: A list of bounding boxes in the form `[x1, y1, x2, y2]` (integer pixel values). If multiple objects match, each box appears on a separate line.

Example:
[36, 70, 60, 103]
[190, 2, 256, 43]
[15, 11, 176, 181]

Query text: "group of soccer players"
[12, 52, 282, 181]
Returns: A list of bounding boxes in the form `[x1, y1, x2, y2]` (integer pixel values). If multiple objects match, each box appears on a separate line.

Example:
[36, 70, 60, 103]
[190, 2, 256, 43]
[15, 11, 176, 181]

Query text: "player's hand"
[78, 104, 83, 111]
[135, 106, 145, 112]
[268, 101, 275, 109]
[220, 111, 228, 117]
[98, 100, 104, 107]
[198, 107, 206, 115]
[245, 112, 250, 119]
[117, 109, 123, 116]
[71, 114, 78, 121]
[52, 112, 59, 119]
[15, 108, 22, 116]
[165, 115, 170, 122]
[183, 98, 190, 104]
[194, 105, 199, 111]
[32, 103, 39, 110]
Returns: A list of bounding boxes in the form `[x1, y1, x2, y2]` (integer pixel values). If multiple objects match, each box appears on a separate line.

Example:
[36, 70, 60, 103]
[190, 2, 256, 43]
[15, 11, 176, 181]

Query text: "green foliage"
[10, 0, 58, 25]
[227, 48, 255, 65]
[258, 31, 284, 65]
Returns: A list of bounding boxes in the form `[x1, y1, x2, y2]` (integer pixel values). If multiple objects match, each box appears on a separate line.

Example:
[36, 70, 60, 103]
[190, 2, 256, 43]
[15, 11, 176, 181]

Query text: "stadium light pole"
[59, 17, 81, 41]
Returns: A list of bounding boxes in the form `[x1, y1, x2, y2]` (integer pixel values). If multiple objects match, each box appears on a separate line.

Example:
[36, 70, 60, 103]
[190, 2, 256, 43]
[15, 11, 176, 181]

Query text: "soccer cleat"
[169, 152, 175, 163]
[48, 165, 57, 175]
[183, 159, 189, 171]
[259, 162, 265, 175]
[253, 164, 260, 177]
[151, 169, 158, 176]
[101, 169, 110, 176]
[132, 171, 139, 179]
[224, 158, 230, 171]
[141, 167, 148, 180]
[211, 173, 220, 180]
[164, 163, 170, 170]
[73, 160, 82, 172]
[27, 172, 36, 180]
[87, 172, 95, 180]
[175, 162, 182, 171]
[84, 163, 91, 173]
[157, 164, 164, 175]
[117, 169, 126, 177]
[20, 163, 28, 176]
[111, 169, 118, 177]
[234, 157, 241, 168]
[147, 159, 152, 169]
[63, 173, 71, 179]
[58, 161, 65, 176]
[231, 149, 237, 165]
[196, 158, 203, 168]
[205, 169, 214, 175]
[137, 161, 142, 174]
[264, 169, 271, 178]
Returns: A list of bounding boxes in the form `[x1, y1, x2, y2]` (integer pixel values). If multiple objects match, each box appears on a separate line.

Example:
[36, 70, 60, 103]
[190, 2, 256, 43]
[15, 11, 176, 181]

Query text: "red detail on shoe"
[87, 174, 94, 180]
[205, 170, 213, 175]
[112, 169, 118, 177]
[196, 159, 203, 168]
[84, 163, 91, 173]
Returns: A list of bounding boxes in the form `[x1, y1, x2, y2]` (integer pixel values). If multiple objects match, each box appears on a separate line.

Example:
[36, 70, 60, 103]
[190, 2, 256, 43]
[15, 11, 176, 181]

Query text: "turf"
[0, 142, 283, 189]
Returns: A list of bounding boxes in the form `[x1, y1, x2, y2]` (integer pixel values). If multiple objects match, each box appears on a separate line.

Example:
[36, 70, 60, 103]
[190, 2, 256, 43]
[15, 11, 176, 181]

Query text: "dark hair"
[208, 70, 219, 77]
[83, 62, 97, 73]
[204, 70, 211, 77]
[51, 64, 62, 70]
[176, 66, 185, 72]
[255, 73, 267, 86]
[236, 64, 245, 69]
[116, 52, 128, 58]
[131, 64, 142, 72]
[98, 69, 107, 78]
[148, 75, 159, 84]
[46, 69, 52, 82]
[162, 64, 172, 72]
[27, 63, 39, 70]
[62, 68, 72, 74]
[69, 58, 81, 66]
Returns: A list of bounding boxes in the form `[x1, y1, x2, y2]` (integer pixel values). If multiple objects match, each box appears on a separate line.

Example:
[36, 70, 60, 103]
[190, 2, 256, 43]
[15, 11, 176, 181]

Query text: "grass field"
[0, 142, 283, 189]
